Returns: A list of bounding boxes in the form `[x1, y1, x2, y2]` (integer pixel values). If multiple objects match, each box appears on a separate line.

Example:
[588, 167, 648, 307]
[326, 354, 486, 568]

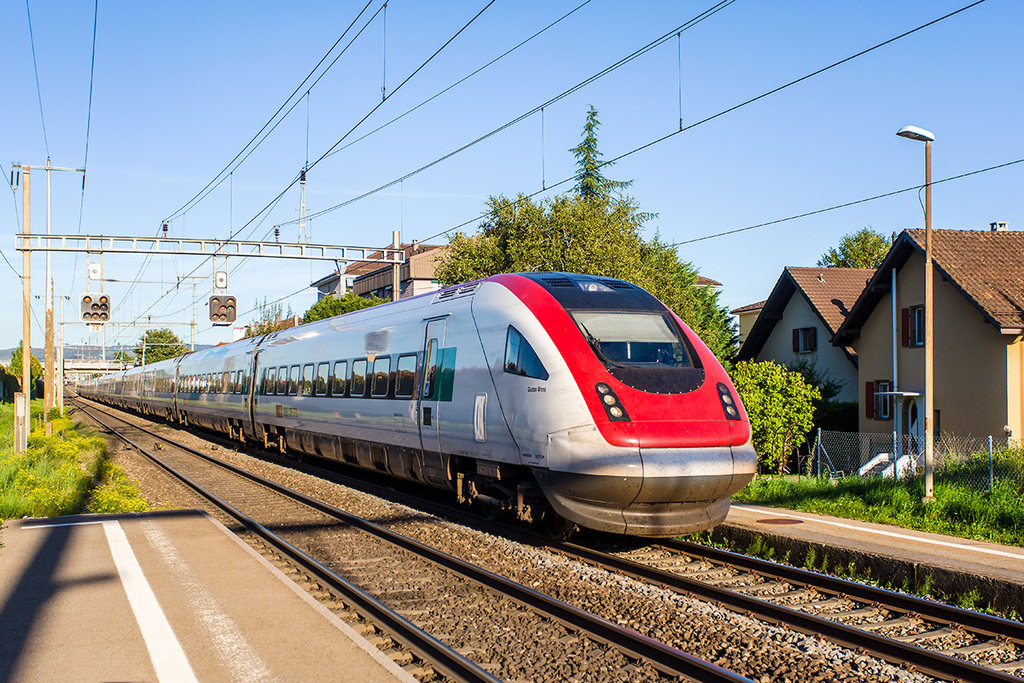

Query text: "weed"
[803, 547, 817, 570]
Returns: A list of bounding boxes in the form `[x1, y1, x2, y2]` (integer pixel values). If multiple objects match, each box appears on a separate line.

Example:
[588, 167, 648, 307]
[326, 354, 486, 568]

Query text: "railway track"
[548, 538, 1024, 683]
[74, 397, 752, 683]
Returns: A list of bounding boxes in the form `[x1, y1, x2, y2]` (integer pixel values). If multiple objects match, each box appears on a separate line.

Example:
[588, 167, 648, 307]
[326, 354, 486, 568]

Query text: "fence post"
[989, 435, 994, 491]
[816, 428, 821, 479]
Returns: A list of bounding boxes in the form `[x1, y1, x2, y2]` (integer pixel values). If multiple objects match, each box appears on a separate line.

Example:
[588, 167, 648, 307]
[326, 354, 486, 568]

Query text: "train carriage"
[80, 273, 756, 537]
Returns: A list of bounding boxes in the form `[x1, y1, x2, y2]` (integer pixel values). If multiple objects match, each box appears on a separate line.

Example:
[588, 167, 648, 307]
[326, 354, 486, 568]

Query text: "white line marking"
[141, 520, 277, 683]
[102, 520, 199, 683]
[730, 505, 1024, 561]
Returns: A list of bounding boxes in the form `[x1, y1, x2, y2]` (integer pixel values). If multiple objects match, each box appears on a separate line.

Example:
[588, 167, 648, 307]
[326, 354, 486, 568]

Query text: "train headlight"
[717, 382, 741, 421]
[595, 383, 630, 422]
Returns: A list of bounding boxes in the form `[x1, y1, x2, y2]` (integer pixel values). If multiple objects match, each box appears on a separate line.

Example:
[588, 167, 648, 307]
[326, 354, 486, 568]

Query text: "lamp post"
[897, 124, 935, 501]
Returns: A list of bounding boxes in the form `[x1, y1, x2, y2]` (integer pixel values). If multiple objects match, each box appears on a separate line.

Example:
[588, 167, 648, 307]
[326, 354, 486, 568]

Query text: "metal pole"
[45, 159, 54, 415]
[989, 434, 994, 491]
[21, 170, 32, 398]
[58, 297, 65, 413]
[391, 230, 401, 302]
[923, 140, 935, 501]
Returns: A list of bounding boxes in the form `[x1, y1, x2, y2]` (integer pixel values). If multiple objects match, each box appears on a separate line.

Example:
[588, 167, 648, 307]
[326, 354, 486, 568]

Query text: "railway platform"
[0, 509, 415, 683]
[720, 503, 1024, 612]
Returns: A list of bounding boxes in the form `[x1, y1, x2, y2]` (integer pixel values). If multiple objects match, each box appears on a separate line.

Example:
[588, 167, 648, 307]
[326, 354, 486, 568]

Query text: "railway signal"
[80, 293, 111, 323]
[209, 295, 237, 325]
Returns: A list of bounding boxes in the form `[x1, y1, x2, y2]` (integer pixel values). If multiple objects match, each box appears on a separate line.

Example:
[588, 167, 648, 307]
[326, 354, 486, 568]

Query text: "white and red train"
[78, 272, 756, 537]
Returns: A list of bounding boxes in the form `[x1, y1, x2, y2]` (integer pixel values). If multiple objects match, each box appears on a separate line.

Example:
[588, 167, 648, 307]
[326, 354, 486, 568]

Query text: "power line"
[282, 0, 736, 227]
[72, 0, 100, 298]
[1, 163, 25, 282]
[162, 0, 378, 224]
[319, 0, 595, 165]
[24, 0, 50, 158]
[413, 0, 989, 246]
[669, 157, 1024, 247]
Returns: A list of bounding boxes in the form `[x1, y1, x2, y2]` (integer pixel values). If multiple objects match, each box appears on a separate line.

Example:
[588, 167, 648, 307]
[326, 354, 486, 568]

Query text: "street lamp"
[897, 124, 935, 501]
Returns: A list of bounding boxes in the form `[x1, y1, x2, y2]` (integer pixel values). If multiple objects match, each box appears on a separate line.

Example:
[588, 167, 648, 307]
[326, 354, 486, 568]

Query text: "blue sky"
[2, 0, 1021, 353]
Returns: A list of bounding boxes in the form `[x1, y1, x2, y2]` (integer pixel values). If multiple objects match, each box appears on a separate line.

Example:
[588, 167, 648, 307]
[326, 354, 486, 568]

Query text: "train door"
[418, 317, 447, 483]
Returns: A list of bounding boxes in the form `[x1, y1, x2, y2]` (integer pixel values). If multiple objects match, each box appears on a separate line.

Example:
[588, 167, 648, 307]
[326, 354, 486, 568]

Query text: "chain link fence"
[804, 429, 1024, 493]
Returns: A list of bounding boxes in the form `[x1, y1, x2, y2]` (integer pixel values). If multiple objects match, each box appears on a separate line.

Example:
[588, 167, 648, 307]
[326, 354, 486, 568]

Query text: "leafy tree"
[435, 108, 737, 362]
[9, 341, 43, 392]
[245, 298, 295, 338]
[134, 329, 186, 364]
[731, 360, 820, 474]
[786, 357, 844, 403]
[303, 292, 386, 324]
[817, 227, 890, 269]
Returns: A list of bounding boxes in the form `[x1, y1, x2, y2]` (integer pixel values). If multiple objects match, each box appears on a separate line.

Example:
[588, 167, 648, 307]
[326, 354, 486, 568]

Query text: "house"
[833, 226, 1024, 441]
[730, 300, 765, 346]
[311, 242, 446, 301]
[735, 266, 873, 403]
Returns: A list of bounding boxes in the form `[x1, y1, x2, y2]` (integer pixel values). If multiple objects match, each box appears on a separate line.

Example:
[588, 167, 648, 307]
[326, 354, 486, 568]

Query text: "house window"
[875, 380, 892, 421]
[792, 327, 817, 353]
[910, 306, 924, 347]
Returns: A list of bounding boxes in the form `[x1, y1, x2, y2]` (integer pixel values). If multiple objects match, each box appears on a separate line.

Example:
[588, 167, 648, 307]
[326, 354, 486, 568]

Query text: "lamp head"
[897, 125, 935, 143]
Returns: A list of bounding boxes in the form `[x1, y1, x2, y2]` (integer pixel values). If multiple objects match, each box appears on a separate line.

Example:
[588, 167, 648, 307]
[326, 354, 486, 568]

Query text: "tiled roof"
[786, 267, 875, 335]
[730, 300, 767, 315]
[735, 267, 872, 363]
[835, 229, 1024, 343]
[906, 228, 1024, 328]
[696, 275, 722, 287]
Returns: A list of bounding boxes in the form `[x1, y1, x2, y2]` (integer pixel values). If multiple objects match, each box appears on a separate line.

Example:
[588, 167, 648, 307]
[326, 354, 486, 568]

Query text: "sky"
[2, 0, 1022, 354]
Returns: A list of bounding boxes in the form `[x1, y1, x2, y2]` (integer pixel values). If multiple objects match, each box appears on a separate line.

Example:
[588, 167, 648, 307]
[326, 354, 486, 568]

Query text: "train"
[78, 272, 756, 537]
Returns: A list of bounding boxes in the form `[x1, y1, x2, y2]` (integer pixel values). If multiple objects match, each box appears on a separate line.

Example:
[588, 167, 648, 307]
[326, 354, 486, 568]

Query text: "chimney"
[990, 221, 1009, 232]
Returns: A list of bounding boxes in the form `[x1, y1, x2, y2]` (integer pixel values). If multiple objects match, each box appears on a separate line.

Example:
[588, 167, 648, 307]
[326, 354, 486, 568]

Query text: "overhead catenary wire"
[72, 0, 100, 296]
[162, 0, 378, 224]
[280, 0, 735, 227]
[120, 0, 499, 338]
[669, 156, 1024, 248]
[412, 0, 989, 248]
[24, 0, 50, 159]
[318, 0, 594, 166]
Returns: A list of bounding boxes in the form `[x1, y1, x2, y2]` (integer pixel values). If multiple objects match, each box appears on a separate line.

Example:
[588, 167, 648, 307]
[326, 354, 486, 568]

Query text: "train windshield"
[571, 310, 704, 394]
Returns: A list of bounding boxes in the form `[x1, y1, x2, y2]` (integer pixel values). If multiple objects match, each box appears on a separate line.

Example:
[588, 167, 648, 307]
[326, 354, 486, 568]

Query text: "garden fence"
[804, 429, 1024, 493]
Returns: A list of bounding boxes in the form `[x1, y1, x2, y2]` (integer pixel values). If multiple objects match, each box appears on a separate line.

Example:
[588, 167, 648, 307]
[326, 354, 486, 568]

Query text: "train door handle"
[423, 406, 432, 425]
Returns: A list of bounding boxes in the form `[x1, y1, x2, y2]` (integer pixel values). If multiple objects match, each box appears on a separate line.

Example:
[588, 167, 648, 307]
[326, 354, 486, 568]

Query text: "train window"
[276, 366, 288, 395]
[570, 310, 704, 394]
[504, 327, 549, 380]
[315, 363, 329, 396]
[288, 365, 301, 396]
[301, 364, 314, 396]
[395, 355, 416, 398]
[422, 339, 438, 399]
[371, 357, 391, 396]
[330, 361, 348, 396]
[222, 372, 229, 393]
[351, 360, 367, 396]
[242, 370, 250, 395]
[264, 368, 276, 395]
[233, 370, 241, 393]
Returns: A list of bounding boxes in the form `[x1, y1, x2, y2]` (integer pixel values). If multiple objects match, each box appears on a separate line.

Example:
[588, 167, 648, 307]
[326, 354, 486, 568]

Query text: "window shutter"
[865, 381, 875, 419]
[808, 327, 817, 352]
[901, 308, 910, 347]
[792, 329, 800, 352]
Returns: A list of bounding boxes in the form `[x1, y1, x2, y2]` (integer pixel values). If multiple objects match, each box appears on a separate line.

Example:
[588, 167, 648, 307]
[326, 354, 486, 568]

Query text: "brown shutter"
[808, 327, 817, 352]
[901, 308, 910, 347]
[865, 381, 875, 419]
[792, 328, 800, 352]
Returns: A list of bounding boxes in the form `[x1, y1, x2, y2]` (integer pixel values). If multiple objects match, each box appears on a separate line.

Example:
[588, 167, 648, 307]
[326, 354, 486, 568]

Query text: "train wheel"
[541, 509, 576, 540]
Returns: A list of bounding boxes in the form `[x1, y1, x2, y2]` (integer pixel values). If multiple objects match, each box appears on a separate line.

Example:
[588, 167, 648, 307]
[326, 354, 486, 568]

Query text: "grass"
[0, 401, 148, 522]
[733, 471, 1024, 548]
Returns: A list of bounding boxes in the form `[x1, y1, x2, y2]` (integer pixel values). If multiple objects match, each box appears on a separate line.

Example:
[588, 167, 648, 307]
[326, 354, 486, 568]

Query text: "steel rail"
[77, 402, 501, 683]
[76, 398, 753, 683]
[663, 538, 1024, 645]
[551, 539, 1022, 683]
